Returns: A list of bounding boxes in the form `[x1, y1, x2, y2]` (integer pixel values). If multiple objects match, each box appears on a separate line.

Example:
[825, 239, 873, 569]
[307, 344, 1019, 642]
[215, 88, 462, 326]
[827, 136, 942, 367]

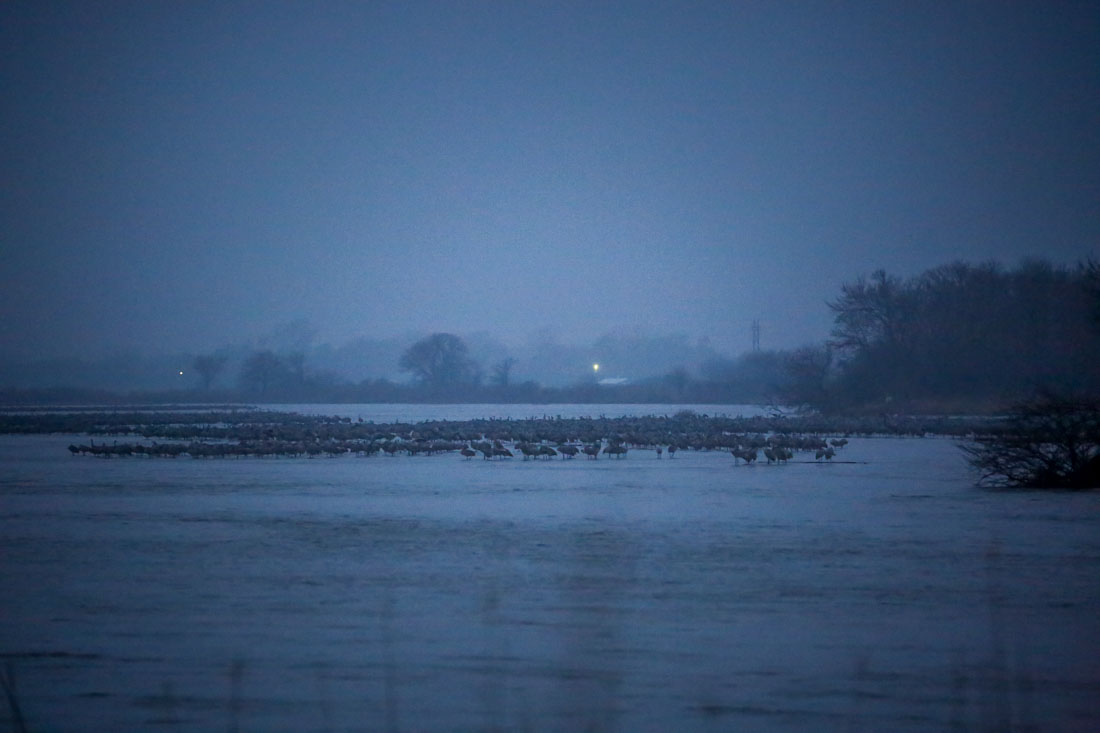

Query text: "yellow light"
[593, 363, 599, 372]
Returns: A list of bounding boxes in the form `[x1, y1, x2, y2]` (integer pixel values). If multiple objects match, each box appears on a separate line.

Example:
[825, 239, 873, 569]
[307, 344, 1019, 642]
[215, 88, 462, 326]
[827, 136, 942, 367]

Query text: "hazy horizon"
[0, 321, 747, 390]
[2, 2, 1097, 363]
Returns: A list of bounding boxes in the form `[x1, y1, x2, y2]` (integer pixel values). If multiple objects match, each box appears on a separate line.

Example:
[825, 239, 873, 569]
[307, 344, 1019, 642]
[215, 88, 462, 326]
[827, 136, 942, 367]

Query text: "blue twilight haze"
[1, 1, 1097, 362]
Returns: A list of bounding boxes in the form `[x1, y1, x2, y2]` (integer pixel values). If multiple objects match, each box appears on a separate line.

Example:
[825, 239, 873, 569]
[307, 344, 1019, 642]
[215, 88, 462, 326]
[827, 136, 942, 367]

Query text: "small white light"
[593, 363, 599, 372]
[179, 371, 184, 376]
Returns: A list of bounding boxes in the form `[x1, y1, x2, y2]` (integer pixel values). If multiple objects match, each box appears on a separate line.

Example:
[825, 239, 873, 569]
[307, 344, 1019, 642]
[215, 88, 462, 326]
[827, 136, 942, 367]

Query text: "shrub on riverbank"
[960, 394, 1100, 489]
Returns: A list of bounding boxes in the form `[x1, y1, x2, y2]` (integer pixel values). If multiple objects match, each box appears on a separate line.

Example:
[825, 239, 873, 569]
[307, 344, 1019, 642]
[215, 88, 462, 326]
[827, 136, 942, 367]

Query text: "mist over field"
[1, 1, 1096, 389]
[0, 325, 726, 391]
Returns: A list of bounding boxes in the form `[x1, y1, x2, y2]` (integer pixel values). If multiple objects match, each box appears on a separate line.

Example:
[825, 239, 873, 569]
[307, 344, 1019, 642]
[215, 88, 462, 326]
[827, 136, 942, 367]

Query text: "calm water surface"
[1, 408, 1097, 731]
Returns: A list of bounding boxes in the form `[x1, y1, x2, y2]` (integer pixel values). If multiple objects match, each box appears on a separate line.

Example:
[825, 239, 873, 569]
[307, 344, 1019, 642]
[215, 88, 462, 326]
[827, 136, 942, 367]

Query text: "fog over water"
[2, 2, 1097, 362]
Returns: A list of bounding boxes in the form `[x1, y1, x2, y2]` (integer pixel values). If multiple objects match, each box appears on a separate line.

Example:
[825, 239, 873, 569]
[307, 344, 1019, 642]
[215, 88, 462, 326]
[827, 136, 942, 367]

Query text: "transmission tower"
[751, 319, 761, 351]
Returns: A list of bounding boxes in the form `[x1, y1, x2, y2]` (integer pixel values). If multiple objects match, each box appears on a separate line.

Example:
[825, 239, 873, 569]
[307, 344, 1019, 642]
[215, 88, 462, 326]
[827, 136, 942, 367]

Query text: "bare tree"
[191, 354, 227, 390]
[783, 343, 834, 407]
[240, 350, 284, 394]
[824, 261, 1100, 408]
[960, 393, 1100, 489]
[491, 357, 517, 387]
[399, 333, 478, 387]
[285, 351, 307, 386]
[827, 269, 909, 352]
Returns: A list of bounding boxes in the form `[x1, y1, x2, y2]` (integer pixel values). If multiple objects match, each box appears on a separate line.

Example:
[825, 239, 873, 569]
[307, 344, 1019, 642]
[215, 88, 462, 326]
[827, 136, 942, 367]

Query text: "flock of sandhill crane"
[445, 434, 850, 464]
[68, 435, 850, 463]
[461, 439, 628, 460]
[51, 409, 873, 465]
[731, 437, 849, 464]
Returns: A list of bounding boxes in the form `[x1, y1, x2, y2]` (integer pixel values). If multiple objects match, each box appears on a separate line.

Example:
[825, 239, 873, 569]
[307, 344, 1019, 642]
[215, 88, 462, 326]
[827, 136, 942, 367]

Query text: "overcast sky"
[2, 1, 1097, 360]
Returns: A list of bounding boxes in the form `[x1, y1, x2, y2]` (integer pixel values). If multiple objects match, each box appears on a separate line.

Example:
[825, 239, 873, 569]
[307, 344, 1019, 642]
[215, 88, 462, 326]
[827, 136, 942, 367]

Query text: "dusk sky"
[2, 1, 1097, 360]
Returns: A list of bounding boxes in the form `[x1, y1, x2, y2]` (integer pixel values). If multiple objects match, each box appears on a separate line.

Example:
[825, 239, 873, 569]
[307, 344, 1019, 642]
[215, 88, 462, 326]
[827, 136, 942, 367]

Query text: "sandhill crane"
[732, 447, 757, 464]
[604, 443, 627, 458]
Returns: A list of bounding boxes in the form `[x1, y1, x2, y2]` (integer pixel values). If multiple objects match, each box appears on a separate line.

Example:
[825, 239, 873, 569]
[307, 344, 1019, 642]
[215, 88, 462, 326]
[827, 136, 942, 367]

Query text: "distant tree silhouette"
[783, 344, 835, 407]
[191, 354, 227, 390]
[285, 351, 307, 386]
[822, 260, 1100, 410]
[697, 350, 791, 403]
[240, 350, 284, 394]
[399, 334, 479, 388]
[829, 269, 910, 352]
[1083, 258, 1100, 325]
[491, 357, 517, 387]
[664, 366, 690, 395]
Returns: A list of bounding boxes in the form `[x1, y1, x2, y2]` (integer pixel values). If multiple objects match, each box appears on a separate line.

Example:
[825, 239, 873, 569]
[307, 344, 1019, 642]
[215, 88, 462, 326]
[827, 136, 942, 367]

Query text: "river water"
[1, 405, 1097, 731]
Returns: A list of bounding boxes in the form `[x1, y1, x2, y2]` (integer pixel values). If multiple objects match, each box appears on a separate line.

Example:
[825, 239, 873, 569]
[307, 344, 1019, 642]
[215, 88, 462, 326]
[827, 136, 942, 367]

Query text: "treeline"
[134, 332, 792, 405]
[802, 259, 1100, 412]
[3, 258, 1095, 412]
[0, 330, 799, 405]
[187, 258, 1099, 413]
